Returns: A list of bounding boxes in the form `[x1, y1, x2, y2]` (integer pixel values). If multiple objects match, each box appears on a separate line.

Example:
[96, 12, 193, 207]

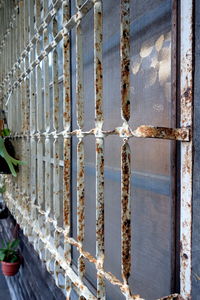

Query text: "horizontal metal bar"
[8, 125, 190, 141]
[156, 294, 181, 300]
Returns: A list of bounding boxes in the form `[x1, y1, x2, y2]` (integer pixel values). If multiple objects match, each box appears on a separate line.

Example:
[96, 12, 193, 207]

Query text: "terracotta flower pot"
[1, 260, 20, 276]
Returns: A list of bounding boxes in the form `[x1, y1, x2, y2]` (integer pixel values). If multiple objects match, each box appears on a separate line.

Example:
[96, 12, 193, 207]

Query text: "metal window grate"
[0, 0, 193, 299]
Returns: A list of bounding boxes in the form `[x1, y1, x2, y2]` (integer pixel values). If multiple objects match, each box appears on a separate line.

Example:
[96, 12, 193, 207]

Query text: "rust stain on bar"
[96, 137, 105, 299]
[76, 23, 84, 129]
[63, 138, 71, 233]
[94, 0, 103, 126]
[156, 295, 183, 300]
[180, 0, 193, 298]
[133, 125, 190, 141]
[63, 0, 71, 130]
[63, 136, 72, 296]
[121, 140, 131, 285]
[77, 139, 85, 279]
[120, 0, 130, 122]
[77, 140, 85, 242]
[94, 0, 105, 298]
[53, 16, 59, 131]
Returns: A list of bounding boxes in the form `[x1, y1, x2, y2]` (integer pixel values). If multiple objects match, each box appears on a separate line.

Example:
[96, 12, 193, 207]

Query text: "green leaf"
[0, 249, 7, 254]
[10, 239, 20, 250]
[0, 137, 26, 177]
[1, 128, 11, 137]
[0, 253, 5, 261]
[10, 255, 18, 263]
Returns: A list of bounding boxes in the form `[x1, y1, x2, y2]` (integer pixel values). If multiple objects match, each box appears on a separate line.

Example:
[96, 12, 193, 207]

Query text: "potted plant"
[0, 239, 21, 276]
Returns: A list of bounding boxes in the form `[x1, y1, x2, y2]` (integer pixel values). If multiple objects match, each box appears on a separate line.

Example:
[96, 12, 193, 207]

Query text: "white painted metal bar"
[52, 15, 60, 222]
[120, 2, 132, 299]
[94, 1, 105, 299]
[35, 0, 44, 211]
[52, 16, 59, 133]
[62, 1, 72, 298]
[76, 1, 86, 298]
[43, 0, 52, 266]
[23, 0, 31, 213]
[180, 0, 193, 299]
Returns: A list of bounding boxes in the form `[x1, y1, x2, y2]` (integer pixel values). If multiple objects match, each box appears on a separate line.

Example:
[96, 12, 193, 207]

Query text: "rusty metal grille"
[0, 0, 193, 299]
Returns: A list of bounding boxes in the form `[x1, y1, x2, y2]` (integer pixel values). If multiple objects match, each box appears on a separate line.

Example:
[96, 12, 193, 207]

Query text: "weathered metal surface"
[96, 138, 105, 299]
[94, 1, 105, 298]
[29, 0, 37, 228]
[121, 141, 131, 286]
[53, 137, 60, 218]
[77, 139, 85, 281]
[76, 2, 85, 297]
[63, 134, 72, 295]
[180, 0, 193, 299]
[62, 1, 72, 296]
[63, 0, 71, 131]
[120, 0, 130, 122]
[43, 0, 50, 133]
[132, 126, 190, 141]
[0, 0, 194, 300]
[53, 16, 59, 132]
[94, 0, 103, 126]
[76, 0, 84, 130]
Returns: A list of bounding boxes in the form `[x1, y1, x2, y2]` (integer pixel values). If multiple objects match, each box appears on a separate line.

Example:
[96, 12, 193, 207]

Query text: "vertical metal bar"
[77, 139, 85, 281]
[96, 137, 105, 300]
[63, 137, 72, 300]
[180, 0, 193, 298]
[171, 0, 179, 291]
[35, 0, 44, 213]
[120, 0, 130, 123]
[51, 11, 60, 287]
[121, 141, 131, 287]
[63, 2, 72, 298]
[43, 0, 52, 265]
[63, 1, 71, 132]
[120, 1, 131, 298]
[52, 15, 60, 221]
[76, 0, 84, 130]
[94, 0, 103, 127]
[53, 17, 59, 133]
[76, 2, 85, 297]
[53, 136, 60, 218]
[43, 6, 50, 133]
[29, 0, 34, 39]
[24, 0, 29, 48]
[94, 1, 104, 298]
[30, 0, 37, 217]
[43, 0, 53, 269]
[24, 0, 30, 213]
